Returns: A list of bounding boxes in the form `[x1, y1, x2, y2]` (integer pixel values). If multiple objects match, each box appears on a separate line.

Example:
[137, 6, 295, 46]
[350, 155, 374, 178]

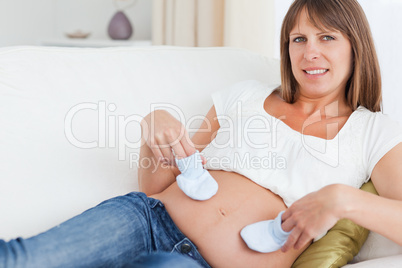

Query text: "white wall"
[224, 0, 275, 58]
[360, 0, 402, 119]
[0, 0, 56, 46]
[0, 0, 152, 47]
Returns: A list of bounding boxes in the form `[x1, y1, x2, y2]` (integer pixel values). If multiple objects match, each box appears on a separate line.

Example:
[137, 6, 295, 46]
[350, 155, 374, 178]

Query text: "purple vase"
[108, 11, 133, 40]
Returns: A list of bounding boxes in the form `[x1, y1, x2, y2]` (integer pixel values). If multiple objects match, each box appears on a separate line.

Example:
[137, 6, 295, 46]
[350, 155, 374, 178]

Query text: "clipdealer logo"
[64, 100, 340, 168]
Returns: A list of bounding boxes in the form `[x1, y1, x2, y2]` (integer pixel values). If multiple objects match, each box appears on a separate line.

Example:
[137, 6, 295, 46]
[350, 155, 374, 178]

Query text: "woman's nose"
[304, 42, 320, 61]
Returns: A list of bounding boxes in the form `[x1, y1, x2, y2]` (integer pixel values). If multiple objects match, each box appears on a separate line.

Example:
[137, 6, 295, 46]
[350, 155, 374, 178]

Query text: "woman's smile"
[303, 68, 329, 79]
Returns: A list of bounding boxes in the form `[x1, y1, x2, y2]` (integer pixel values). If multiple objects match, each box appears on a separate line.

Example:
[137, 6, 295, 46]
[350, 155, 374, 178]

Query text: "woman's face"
[289, 9, 353, 100]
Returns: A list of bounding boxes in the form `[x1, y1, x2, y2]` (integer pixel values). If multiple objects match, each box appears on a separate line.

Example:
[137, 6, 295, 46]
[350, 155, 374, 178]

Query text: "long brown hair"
[280, 0, 382, 112]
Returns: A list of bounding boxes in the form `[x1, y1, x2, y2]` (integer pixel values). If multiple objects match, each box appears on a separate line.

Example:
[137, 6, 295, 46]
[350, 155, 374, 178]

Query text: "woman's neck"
[292, 91, 352, 118]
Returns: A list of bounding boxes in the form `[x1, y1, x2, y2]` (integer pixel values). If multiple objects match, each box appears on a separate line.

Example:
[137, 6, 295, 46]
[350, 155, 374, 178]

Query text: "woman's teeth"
[305, 69, 328, 75]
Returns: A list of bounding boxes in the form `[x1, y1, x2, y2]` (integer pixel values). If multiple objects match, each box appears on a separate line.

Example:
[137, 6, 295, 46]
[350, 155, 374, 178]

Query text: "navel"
[219, 208, 227, 217]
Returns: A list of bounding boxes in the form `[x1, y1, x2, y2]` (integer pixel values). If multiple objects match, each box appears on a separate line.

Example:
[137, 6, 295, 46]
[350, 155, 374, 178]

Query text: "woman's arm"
[138, 106, 220, 195]
[344, 142, 402, 242]
[280, 142, 402, 252]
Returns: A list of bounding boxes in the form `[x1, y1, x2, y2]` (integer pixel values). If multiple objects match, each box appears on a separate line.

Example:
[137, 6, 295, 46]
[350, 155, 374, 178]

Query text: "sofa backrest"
[0, 46, 280, 239]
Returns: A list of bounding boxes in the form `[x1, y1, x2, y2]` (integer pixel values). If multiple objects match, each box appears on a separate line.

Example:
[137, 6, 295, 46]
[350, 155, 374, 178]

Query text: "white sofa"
[0, 46, 401, 267]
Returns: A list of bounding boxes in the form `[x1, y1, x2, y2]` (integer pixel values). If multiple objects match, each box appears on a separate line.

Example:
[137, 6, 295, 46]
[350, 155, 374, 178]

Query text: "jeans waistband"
[147, 196, 212, 268]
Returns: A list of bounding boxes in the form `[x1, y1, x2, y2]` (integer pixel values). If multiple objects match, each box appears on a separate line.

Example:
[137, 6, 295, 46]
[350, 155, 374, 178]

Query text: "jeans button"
[180, 243, 192, 254]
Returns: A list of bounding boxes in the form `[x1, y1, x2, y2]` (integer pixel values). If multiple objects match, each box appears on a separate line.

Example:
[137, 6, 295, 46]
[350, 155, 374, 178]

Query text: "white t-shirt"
[201, 80, 402, 207]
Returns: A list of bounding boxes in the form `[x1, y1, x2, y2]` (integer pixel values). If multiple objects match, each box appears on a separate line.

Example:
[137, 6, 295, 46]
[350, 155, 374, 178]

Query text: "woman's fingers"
[157, 130, 198, 165]
[170, 142, 188, 162]
[180, 131, 197, 156]
[148, 132, 175, 165]
[281, 227, 302, 252]
[281, 211, 295, 233]
[142, 110, 207, 166]
[159, 146, 175, 165]
[281, 209, 311, 252]
[179, 134, 208, 165]
[148, 137, 164, 160]
[201, 155, 207, 165]
[294, 232, 312, 250]
[172, 130, 198, 160]
[280, 189, 339, 252]
[176, 129, 208, 164]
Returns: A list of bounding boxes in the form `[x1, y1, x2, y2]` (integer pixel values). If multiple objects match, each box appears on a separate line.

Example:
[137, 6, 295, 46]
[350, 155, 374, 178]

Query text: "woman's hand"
[280, 184, 347, 252]
[140, 110, 206, 166]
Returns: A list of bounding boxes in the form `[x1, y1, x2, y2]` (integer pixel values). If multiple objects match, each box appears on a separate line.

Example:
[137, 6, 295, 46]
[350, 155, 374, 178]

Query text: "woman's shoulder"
[216, 79, 279, 103]
[353, 106, 402, 178]
[352, 106, 402, 141]
[212, 80, 279, 115]
[224, 79, 278, 94]
[355, 106, 402, 128]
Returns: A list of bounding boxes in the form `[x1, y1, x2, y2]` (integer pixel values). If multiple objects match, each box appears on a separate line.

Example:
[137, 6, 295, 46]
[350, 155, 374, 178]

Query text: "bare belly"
[151, 170, 308, 268]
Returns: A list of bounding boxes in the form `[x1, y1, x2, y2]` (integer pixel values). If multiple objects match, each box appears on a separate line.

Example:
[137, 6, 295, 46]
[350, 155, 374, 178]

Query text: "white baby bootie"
[175, 151, 218, 201]
[240, 211, 291, 253]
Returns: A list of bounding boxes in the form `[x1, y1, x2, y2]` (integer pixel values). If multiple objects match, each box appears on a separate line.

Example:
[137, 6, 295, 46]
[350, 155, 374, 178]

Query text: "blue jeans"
[0, 192, 211, 268]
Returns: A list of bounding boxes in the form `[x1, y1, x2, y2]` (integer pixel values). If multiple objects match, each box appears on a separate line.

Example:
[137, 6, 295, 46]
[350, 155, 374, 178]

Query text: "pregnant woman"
[1, 0, 402, 267]
[139, 0, 402, 266]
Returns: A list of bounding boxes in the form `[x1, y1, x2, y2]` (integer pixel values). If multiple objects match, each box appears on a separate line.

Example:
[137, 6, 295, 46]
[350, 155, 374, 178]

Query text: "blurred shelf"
[39, 38, 152, 48]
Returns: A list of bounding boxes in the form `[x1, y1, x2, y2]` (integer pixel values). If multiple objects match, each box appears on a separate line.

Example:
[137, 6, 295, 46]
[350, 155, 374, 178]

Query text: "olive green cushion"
[292, 181, 378, 268]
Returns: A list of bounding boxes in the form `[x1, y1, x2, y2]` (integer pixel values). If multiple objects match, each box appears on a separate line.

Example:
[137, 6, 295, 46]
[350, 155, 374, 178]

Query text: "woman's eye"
[322, 36, 335, 41]
[293, 37, 306, 43]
